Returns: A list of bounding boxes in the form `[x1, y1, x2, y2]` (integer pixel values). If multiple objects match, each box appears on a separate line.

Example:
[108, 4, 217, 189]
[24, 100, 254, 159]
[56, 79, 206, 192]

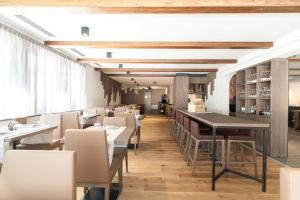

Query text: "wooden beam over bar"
[79, 58, 237, 64]
[97, 68, 218, 73]
[288, 58, 300, 62]
[1, 1, 300, 13]
[108, 74, 175, 77]
[45, 41, 273, 49]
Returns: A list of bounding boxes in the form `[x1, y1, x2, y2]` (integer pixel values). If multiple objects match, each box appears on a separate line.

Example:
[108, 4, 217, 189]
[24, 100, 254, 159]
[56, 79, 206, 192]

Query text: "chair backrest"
[183, 117, 190, 132]
[95, 107, 106, 116]
[61, 112, 80, 136]
[127, 109, 140, 115]
[0, 150, 76, 200]
[190, 120, 200, 137]
[103, 117, 127, 127]
[64, 129, 110, 183]
[115, 107, 126, 112]
[179, 114, 184, 126]
[175, 111, 180, 122]
[83, 108, 97, 115]
[115, 113, 136, 128]
[40, 113, 62, 139]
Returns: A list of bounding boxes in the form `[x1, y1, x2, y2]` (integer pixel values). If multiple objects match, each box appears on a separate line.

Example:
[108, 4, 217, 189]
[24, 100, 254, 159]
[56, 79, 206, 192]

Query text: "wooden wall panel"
[271, 59, 289, 157]
[121, 89, 145, 105]
[173, 75, 189, 109]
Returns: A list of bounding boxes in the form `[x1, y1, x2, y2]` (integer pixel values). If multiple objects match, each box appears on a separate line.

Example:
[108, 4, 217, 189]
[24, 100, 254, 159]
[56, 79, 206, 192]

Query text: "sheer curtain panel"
[0, 25, 86, 120]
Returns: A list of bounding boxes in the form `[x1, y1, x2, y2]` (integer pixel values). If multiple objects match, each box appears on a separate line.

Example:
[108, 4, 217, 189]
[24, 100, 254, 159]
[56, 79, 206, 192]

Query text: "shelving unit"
[189, 83, 208, 101]
[235, 59, 288, 157]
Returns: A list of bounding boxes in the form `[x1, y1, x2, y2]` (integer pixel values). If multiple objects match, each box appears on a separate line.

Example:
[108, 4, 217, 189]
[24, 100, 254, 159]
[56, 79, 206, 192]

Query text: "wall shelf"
[235, 59, 288, 158]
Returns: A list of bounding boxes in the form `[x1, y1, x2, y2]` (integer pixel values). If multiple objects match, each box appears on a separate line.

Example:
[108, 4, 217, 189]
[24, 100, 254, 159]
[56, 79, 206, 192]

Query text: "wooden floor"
[78, 115, 281, 200]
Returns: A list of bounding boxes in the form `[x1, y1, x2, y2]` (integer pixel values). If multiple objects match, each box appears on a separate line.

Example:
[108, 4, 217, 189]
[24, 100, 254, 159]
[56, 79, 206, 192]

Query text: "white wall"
[205, 71, 234, 115]
[289, 78, 300, 106]
[85, 66, 121, 108]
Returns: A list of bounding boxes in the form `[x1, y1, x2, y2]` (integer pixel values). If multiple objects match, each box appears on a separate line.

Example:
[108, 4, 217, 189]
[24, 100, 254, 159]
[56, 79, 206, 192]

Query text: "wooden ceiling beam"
[79, 58, 237, 64]
[1, 1, 300, 13]
[45, 41, 273, 49]
[97, 68, 218, 73]
[289, 58, 300, 62]
[108, 74, 175, 77]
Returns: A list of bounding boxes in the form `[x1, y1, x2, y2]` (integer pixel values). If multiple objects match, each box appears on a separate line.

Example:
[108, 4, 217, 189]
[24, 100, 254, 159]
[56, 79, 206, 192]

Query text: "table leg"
[212, 127, 216, 191]
[262, 128, 268, 192]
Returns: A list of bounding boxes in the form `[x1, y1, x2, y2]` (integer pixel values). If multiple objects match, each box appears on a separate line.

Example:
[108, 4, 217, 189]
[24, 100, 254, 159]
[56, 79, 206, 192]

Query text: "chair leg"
[192, 141, 199, 176]
[134, 144, 137, 155]
[104, 184, 110, 200]
[251, 141, 258, 178]
[184, 133, 190, 161]
[227, 140, 231, 169]
[221, 140, 225, 169]
[187, 136, 193, 166]
[125, 150, 129, 173]
[118, 163, 123, 193]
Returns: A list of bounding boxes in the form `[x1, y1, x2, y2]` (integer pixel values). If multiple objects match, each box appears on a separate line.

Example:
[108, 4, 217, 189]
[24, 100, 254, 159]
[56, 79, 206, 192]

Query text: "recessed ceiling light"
[131, 78, 134, 81]
[107, 52, 112, 58]
[81, 26, 89, 37]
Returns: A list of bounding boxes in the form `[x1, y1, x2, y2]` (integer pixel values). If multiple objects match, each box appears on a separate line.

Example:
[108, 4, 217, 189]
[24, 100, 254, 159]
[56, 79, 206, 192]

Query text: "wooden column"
[271, 58, 289, 157]
[173, 74, 189, 109]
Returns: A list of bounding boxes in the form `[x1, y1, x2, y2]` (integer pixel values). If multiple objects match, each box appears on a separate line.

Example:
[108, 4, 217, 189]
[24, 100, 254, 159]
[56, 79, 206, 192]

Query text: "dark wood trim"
[108, 74, 175, 77]
[45, 41, 273, 49]
[97, 68, 218, 73]
[289, 58, 300, 62]
[79, 58, 237, 64]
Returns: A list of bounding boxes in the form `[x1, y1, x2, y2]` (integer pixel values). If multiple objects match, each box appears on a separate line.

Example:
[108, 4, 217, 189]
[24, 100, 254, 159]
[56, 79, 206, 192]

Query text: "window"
[0, 25, 86, 120]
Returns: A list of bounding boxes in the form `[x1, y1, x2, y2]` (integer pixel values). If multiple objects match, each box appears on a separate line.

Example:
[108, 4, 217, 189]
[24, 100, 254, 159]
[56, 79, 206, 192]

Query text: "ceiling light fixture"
[131, 78, 134, 81]
[119, 64, 123, 69]
[81, 26, 89, 37]
[106, 52, 112, 58]
[153, 81, 156, 84]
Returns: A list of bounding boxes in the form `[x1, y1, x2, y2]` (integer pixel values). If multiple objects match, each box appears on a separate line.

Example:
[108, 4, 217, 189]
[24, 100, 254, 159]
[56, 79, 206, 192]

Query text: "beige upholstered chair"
[0, 150, 76, 200]
[127, 109, 140, 115]
[280, 167, 300, 200]
[115, 113, 139, 155]
[61, 112, 80, 136]
[17, 113, 63, 150]
[103, 117, 127, 127]
[64, 129, 126, 200]
[95, 107, 106, 124]
[83, 108, 97, 115]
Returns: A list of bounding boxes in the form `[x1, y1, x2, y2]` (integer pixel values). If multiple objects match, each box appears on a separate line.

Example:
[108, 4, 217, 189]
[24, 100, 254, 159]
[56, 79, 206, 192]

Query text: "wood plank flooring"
[78, 115, 281, 200]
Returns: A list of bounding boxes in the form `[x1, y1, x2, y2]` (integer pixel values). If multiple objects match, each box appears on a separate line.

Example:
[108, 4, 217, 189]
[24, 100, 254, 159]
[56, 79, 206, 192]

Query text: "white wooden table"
[0, 124, 56, 163]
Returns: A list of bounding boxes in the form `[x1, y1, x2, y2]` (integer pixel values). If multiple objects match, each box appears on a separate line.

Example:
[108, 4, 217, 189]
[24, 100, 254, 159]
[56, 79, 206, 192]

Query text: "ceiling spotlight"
[134, 81, 137, 84]
[127, 71, 130, 75]
[153, 81, 156, 84]
[106, 52, 112, 58]
[131, 78, 134, 81]
[81, 26, 89, 37]
[119, 64, 123, 69]
[137, 84, 140, 86]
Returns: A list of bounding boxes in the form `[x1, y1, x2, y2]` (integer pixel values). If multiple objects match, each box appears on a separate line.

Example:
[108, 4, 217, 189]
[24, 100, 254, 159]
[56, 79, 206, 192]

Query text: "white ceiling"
[2, 13, 300, 86]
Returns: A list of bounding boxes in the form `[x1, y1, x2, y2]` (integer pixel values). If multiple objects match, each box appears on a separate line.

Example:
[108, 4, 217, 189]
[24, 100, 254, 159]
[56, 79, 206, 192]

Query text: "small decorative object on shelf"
[260, 71, 271, 82]
[248, 105, 257, 114]
[239, 90, 245, 99]
[247, 73, 257, 84]
[248, 88, 257, 98]
[260, 86, 271, 99]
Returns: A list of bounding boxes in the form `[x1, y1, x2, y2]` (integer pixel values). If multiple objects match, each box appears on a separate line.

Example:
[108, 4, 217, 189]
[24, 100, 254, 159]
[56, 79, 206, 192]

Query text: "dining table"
[88, 125, 135, 165]
[0, 124, 56, 163]
[176, 109, 270, 192]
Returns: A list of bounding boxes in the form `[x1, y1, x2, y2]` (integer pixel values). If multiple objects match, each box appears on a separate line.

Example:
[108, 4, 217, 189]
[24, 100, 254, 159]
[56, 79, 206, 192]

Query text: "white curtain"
[0, 25, 86, 120]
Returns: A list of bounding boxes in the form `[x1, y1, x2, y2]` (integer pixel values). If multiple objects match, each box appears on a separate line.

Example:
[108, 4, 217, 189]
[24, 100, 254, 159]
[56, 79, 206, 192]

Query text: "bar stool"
[225, 129, 258, 177]
[187, 120, 225, 176]
[171, 111, 180, 140]
[180, 117, 191, 160]
[169, 110, 176, 139]
[176, 114, 185, 147]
